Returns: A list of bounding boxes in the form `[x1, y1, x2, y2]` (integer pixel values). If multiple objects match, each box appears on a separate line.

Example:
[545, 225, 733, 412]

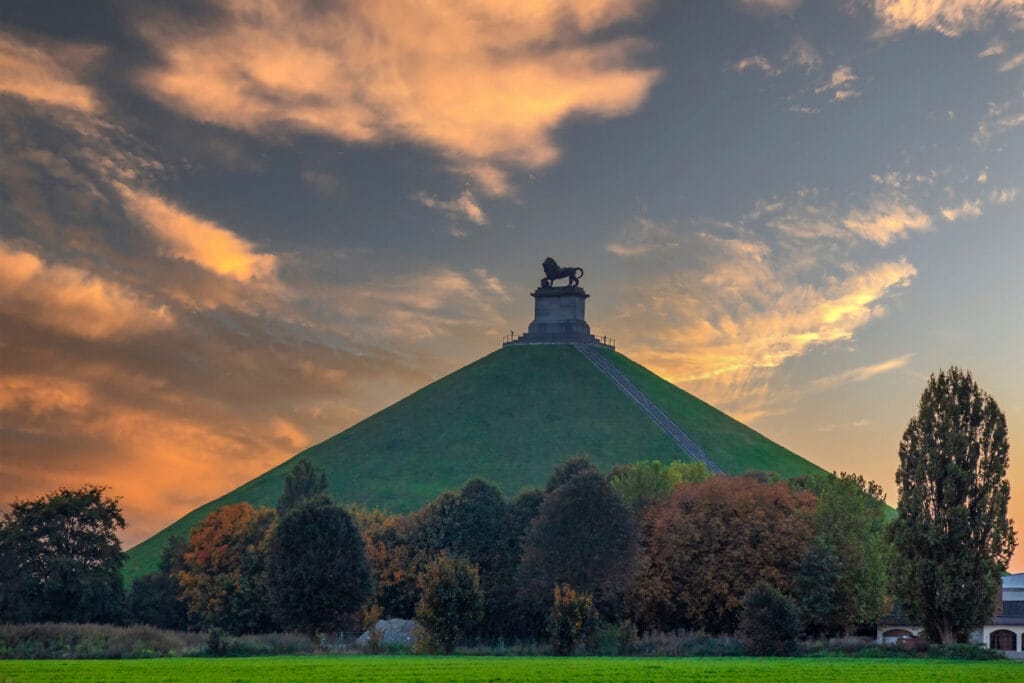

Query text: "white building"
[877, 573, 1024, 655]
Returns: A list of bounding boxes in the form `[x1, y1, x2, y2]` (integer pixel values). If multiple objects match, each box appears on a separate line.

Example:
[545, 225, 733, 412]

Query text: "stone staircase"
[573, 343, 724, 474]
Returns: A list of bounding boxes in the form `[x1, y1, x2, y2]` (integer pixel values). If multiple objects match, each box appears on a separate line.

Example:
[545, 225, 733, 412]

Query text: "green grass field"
[1, 655, 1018, 682]
[126, 345, 827, 581]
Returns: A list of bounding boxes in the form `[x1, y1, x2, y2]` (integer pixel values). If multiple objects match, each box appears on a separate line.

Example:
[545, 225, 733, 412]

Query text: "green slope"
[124, 345, 824, 582]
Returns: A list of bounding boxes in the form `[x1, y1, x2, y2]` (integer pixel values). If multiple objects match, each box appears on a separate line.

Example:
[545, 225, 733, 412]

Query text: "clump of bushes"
[0, 623, 203, 659]
[548, 584, 599, 656]
[630, 631, 745, 657]
[202, 628, 313, 657]
[738, 583, 801, 656]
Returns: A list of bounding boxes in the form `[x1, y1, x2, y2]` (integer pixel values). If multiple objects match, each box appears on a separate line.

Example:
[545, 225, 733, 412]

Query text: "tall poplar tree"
[891, 367, 1016, 644]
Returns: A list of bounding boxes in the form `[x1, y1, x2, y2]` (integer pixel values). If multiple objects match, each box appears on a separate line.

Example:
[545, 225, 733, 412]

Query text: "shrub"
[927, 643, 1006, 660]
[738, 583, 801, 656]
[0, 623, 203, 659]
[589, 620, 638, 655]
[415, 554, 484, 654]
[630, 630, 745, 657]
[548, 584, 599, 656]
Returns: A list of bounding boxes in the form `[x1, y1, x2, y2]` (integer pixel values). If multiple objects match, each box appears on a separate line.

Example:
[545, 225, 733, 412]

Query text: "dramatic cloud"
[415, 190, 488, 225]
[0, 241, 174, 339]
[0, 31, 103, 113]
[135, 0, 660, 195]
[611, 233, 917, 390]
[842, 197, 932, 244]
[868, 0, 1024, 36]
[116, 184, 278, 282]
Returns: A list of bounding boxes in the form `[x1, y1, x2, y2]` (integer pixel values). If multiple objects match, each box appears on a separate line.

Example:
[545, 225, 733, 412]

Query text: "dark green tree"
[890, 367, 1016, 644]
[797, 473, 888, 635]
[415, 554, 484, 654]
[277, 460, 329, 516]
[517, 462, 641, 620]
[739, 582, 801, 656]
[0, 485, 125, 624]
[128, 535, 190, 630]
[406, 479, 523, 637]
[265, 496, 373, 634]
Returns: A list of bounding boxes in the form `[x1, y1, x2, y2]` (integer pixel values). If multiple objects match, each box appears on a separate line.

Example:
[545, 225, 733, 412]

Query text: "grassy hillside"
[125, 345, 825, 582]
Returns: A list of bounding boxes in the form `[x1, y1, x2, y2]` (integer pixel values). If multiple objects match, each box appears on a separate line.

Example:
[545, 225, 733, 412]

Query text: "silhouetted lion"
[541, 257, 584, 288]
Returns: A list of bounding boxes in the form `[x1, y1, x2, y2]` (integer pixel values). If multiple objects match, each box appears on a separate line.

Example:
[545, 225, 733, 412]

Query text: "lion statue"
[541, 257, 584, 288]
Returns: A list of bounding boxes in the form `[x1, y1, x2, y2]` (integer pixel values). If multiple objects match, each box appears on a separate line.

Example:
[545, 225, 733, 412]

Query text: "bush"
[589, 620, 638, 655]
[415, 554, 484, 654]
[0, 623, 203, 659]
[630, 630, 745, 657]
[548, 584, 599, 656]
[927, 643, 1006, 660]
[738, 583, 801, 656]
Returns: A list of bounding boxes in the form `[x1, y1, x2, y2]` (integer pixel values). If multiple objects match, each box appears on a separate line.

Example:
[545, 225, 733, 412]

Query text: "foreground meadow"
[0, 655, 1019, 682]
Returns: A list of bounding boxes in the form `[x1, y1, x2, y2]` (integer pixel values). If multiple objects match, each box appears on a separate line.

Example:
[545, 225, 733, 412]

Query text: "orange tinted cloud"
[116, 184, 278, 282]
[870, 0, 1024, 36]
[135, 0, 660, 194]
[0, 31, 103, 113]
[0, 241, 173, 339]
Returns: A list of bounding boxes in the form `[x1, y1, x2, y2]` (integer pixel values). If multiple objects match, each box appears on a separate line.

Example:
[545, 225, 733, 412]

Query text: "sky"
[1, 0, 1022, 569]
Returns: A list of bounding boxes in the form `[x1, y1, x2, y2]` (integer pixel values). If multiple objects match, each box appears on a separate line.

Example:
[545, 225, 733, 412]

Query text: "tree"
[548, 584, 599, 656]
[406, 479, 522, 637]
[739, 582, 801, 656]
[795, 472, 888, 635]
[633, 476, 815, 634]
[0, 485, 125, 624]
[890, 367, 1016, 644]
[277, 460, 329, 516]
[128, 535, 190, 630]
[517, 462, 641, 620]
[358, 509, 420, 619]
[610, 460, 711, 513]
[177, 503, 276, 634]
[415, 554, 484, 654]
[265, 496, 373, 634]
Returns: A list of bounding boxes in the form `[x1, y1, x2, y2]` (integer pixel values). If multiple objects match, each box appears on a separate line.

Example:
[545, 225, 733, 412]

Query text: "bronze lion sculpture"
[541, 257, 584, 288]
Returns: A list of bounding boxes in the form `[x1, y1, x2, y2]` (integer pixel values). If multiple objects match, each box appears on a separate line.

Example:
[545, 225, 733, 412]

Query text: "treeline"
[18, 458, 887, 653]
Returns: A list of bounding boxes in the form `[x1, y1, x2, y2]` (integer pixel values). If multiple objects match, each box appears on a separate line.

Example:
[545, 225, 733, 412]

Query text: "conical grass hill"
[124, 344, 826, 582]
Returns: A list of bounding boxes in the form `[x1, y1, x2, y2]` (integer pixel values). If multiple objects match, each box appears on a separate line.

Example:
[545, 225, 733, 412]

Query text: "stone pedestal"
[504, 286, 612, 347]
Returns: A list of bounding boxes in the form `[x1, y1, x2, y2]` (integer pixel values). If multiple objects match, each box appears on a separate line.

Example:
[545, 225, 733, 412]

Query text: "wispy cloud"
[134, 1, 660, 195]
[815, 65, 860, 101]
[0, 31, 103, 113]
[415, 190, 488, 225]
[735, 0, 802, 14]
[999, 52, 1024, 71]
[869, 0, 1024, 37]
[974, 100, 1024, 143]
[731, 55, 781, 76]
[940, 198, 983, 221]
[978, 39, 1006, 57]
[606, 217, 681, 256]
[812, 354, 913, 390]
[842, 196, 931, 244]
[116, 184, 278, 282]
[0, 241, 174, 339]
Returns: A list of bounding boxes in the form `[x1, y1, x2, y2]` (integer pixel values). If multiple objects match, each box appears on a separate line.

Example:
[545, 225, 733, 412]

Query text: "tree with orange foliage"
[633, 475, 815, 634]
[177, 502, 276, 634]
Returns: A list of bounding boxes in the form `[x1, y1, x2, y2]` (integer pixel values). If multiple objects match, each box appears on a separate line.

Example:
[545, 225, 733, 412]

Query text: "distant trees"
[265, 494, 373, 634]
[609, 460, 711, 513]
[0, 485, 125, 624]
[634, 476, 815, 634]
[415, 554, 484, 654]
[177, 502, 276, 634]
[890, 367, 1016, 644]
[517, 460, 641, 620]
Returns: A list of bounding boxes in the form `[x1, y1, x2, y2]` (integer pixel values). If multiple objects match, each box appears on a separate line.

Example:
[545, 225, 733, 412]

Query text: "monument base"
[504, 285, 613, 348]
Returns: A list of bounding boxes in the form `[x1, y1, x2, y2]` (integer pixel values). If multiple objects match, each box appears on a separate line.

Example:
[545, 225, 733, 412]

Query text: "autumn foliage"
[633, 475, 815, 634]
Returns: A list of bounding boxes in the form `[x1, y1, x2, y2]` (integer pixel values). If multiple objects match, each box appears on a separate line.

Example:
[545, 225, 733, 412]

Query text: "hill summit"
[124, 272, 826, 581]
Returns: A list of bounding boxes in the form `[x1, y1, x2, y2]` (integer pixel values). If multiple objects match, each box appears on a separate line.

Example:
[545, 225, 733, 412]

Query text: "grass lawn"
[1, 656, 1019, 682]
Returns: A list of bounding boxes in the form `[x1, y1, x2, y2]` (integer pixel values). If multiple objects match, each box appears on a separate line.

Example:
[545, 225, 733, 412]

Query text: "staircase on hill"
[573, 344, 725, 474]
